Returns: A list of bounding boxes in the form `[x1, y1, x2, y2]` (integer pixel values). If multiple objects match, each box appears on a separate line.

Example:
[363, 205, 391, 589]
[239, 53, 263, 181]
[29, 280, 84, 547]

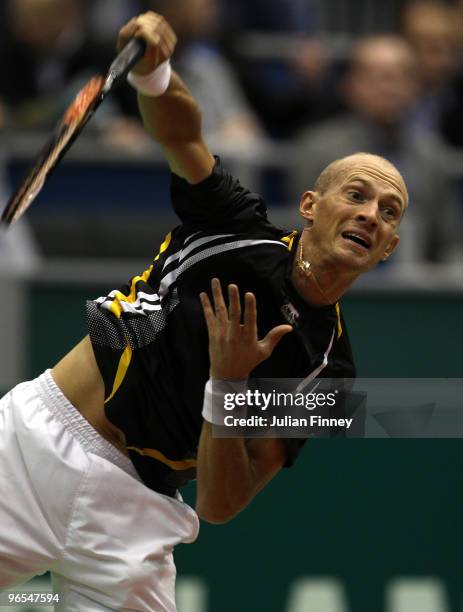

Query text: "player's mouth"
[341, 231, 372, 251]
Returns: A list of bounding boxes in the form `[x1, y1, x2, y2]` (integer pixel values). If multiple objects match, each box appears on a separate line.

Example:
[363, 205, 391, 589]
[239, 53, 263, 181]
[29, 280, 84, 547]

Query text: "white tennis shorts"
[0, 370, 199, 611]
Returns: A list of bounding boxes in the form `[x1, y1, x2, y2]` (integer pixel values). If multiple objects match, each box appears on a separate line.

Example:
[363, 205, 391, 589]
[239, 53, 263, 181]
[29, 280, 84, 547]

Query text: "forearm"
[137, 71, 213, 181]
[118, 13, 214, 182]
[138, 71, 201, 146]
[196, 422, 258, 524]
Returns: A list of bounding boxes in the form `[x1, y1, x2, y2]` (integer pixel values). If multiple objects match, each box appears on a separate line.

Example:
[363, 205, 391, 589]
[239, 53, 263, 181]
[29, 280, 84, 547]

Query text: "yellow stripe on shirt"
[104, 342, 132, 403]
[335, 302, 343, 339]
[108, 232, 172, 319]
[105, 232, 172, 399]
[281, 230, 298, 251]
[127, 446, 198, 471]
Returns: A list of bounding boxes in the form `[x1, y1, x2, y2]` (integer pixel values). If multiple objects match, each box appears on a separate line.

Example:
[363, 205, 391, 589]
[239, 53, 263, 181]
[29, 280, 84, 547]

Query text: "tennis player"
[0, 11, 408, 611]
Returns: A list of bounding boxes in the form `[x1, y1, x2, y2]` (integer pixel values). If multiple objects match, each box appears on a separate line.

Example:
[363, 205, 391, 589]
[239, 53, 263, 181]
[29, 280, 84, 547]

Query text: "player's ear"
[299, 191, 317, 224]
[382, 233, 400, 261]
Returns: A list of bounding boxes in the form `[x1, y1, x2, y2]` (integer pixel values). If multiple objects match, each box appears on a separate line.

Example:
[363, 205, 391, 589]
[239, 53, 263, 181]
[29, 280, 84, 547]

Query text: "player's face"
[301, 161, 407, 273]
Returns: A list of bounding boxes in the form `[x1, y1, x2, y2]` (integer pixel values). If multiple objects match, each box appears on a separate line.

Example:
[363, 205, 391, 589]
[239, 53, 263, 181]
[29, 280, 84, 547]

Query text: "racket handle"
[107, 38, 147, 87]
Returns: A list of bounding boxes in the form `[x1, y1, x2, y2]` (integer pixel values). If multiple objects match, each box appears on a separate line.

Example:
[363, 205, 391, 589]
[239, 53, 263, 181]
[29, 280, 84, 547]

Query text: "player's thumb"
[261, 325, 293, 355]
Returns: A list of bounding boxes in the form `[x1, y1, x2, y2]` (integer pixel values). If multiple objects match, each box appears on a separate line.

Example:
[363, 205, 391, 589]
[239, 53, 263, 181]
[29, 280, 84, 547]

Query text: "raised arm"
[117, 12, 215, 183]
[196, 279, 293, 524]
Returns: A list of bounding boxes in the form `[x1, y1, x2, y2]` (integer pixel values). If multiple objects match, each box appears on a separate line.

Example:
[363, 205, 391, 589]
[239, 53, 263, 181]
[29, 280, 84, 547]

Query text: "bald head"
[351, 35, 416, 72]
[314, 153, 409, 208]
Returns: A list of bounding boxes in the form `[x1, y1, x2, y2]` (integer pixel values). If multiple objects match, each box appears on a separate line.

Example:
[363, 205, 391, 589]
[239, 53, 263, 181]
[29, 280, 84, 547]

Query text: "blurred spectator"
[141, 0, 265, 151]
[0, 0, 155, 151]
[291, 35, 463, 265]
[0, 0, 111, 129]
[223, 43, 341, 139]
[401, 0, 461, 138]
[218, 0, 341, 138]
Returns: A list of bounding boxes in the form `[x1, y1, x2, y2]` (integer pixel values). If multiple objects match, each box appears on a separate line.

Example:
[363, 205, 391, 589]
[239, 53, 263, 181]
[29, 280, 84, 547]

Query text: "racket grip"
[108, 38, 147, 85]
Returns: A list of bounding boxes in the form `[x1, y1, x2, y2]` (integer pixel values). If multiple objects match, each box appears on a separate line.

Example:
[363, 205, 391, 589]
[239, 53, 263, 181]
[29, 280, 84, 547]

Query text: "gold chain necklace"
[296, 233, 332, 305]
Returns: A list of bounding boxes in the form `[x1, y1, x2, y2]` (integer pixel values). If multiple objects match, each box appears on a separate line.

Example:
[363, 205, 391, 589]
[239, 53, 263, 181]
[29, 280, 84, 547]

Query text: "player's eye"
[347, 191, 365, 202]
[382, 206, 398, 220]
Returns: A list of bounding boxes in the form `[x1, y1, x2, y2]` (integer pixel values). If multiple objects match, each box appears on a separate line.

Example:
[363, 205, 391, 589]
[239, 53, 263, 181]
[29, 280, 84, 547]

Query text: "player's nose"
[354, 200, 380, 227]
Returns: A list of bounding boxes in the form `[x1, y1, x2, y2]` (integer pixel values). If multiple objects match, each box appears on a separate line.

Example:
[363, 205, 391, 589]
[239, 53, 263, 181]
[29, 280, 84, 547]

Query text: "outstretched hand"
[200, 278, 293, 380]
[117, 11, 177, 76]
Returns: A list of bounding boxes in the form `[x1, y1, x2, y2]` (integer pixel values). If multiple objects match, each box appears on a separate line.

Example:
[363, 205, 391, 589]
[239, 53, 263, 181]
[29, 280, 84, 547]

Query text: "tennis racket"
[1, 37, 146, 227]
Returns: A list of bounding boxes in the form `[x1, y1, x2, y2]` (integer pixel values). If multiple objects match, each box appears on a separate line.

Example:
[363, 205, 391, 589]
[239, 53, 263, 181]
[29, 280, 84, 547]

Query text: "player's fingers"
[160, 35, 176, 60]
[242, 292, 258, 341]
[211, 278, 228, 325]
[199, 292, 217, 334]
[228, 284, 241, 334]
[164, 23, 177, 51]
[260, 325, 293, 356]
[158, 15, 177, 56]
[123, 13, 174, 66]
[141, 13, 174, 58]
[117, 19, 139, 52]
[152, 14, 177, 61]
[159, 38, 174, 63]
[135, 25, 163, 57]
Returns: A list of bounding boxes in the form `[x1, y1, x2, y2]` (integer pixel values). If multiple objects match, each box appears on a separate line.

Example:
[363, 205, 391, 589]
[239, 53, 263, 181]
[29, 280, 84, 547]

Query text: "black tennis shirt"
[87, 158, 356, 496]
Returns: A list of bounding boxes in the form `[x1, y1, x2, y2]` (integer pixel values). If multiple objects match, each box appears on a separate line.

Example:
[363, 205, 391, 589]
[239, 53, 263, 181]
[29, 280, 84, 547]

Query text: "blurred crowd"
[1, 0, 463, 268]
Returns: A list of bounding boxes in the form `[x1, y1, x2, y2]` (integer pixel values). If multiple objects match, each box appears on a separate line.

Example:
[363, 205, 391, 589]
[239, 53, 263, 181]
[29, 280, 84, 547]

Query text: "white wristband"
[127, 59, 172, 97]
[202, 379, 248, 426]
